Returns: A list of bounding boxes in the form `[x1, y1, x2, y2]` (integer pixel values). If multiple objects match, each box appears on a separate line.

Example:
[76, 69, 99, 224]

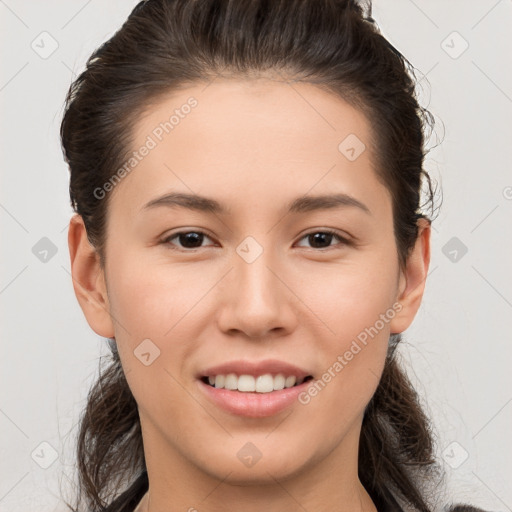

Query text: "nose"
[215, 244, 298, 341]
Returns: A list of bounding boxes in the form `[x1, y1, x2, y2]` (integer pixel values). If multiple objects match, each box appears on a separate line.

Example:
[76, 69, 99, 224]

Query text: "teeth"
[206, 373, 303, 393]
[214, 375, 225, 388]
[224, 373, 238, 390]
[238, 375, 256, 392]
[255, 374, 273, 393]
[285, 375, 296, 388]
[273, 374, 285, 390]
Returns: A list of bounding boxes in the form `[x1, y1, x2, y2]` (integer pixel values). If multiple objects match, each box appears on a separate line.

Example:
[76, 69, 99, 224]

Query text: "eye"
[162, 230, 215, 250]
[161, 229, 350, 251]
[295, 230, 350, 250]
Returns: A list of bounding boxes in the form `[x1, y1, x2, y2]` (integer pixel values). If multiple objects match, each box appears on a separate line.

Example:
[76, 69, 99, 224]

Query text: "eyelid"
[161, 227, 354, 251]
[160, 229, 217, 250]
[295, 228, 353, 249]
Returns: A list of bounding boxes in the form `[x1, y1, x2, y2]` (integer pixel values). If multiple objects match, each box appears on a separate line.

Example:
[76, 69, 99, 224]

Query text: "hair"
[59, 1, 481, 511]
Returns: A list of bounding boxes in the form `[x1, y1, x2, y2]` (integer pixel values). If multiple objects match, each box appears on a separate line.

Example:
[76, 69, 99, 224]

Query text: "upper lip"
[198, 359, 313, 379]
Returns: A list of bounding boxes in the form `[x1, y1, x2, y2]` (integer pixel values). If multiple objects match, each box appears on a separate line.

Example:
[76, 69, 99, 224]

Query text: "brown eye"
[162, 231, 214, 250]
[295, 230, 349, 250]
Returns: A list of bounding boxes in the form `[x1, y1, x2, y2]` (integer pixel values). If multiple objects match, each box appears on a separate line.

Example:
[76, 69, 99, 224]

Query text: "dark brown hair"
[59, 1, 479, 511]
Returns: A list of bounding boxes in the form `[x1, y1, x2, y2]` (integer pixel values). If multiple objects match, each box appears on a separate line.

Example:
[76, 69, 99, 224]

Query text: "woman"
[60, 0, 488, 510]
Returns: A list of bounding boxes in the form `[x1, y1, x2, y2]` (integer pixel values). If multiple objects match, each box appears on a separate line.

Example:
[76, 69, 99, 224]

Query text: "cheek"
[300, 256, 399, 343]
[296, 257, 397, 418]
[106, 251, 202, 341]
[107, 257, 200, 427]
[104, 251, 204, 404]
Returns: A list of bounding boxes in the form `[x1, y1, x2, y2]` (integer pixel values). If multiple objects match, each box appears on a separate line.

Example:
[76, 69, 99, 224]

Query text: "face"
[71, 77, 428, 487]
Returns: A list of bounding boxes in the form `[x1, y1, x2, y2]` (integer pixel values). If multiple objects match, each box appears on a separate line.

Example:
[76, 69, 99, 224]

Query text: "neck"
[139, 417, 377, 512]
[140, 482, 376, 512]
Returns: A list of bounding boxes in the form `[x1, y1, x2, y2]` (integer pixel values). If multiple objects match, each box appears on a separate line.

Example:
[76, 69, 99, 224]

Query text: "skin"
[68, 77, 430, 512]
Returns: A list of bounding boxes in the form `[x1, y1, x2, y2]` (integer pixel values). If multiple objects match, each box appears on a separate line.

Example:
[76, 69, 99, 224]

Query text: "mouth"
[200, 373, 314, 393]
[196, 359, 315, 417]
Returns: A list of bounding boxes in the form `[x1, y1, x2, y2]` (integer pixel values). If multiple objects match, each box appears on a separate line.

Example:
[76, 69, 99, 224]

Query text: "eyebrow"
[141, 192, 371, 216]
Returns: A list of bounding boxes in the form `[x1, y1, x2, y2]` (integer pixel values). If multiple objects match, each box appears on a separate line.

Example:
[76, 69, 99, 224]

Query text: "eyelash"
[160, 229, 352, 252]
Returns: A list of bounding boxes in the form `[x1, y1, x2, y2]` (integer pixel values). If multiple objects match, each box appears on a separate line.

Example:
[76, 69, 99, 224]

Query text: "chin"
[193, 443, 312, 485]
[207, 460, 308, 486]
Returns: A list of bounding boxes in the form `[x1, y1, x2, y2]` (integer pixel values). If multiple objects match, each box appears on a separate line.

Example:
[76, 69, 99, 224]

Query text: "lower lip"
[198, 379, 312, 418]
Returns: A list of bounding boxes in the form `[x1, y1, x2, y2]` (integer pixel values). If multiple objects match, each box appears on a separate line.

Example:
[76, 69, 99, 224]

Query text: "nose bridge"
[217, 235, 295, 338]
[237, 234, 283, 310]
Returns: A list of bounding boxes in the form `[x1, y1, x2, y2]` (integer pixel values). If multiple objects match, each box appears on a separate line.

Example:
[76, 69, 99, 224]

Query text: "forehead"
[109, 78, 389, 219]
[133, 77, 372, 157]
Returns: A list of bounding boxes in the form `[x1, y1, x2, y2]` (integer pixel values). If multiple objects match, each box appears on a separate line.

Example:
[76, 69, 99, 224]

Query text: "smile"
[201, 373, 314, 393]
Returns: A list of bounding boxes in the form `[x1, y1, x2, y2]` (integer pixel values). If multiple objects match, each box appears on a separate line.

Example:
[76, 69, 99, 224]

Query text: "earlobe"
[68, 214, 115, 338]
[390, 218, 431, 334]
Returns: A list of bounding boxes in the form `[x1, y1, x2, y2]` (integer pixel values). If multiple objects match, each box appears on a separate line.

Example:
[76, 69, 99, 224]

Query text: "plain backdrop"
[1, 1, 511, 511]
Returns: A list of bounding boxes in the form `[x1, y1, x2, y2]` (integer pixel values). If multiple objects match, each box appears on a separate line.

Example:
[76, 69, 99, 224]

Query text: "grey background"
[1, 0, 511, 510]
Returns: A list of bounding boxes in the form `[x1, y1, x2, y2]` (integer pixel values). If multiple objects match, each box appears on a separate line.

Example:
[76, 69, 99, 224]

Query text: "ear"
[68, 214, 115, 338]
[389, 217, 431, 334]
